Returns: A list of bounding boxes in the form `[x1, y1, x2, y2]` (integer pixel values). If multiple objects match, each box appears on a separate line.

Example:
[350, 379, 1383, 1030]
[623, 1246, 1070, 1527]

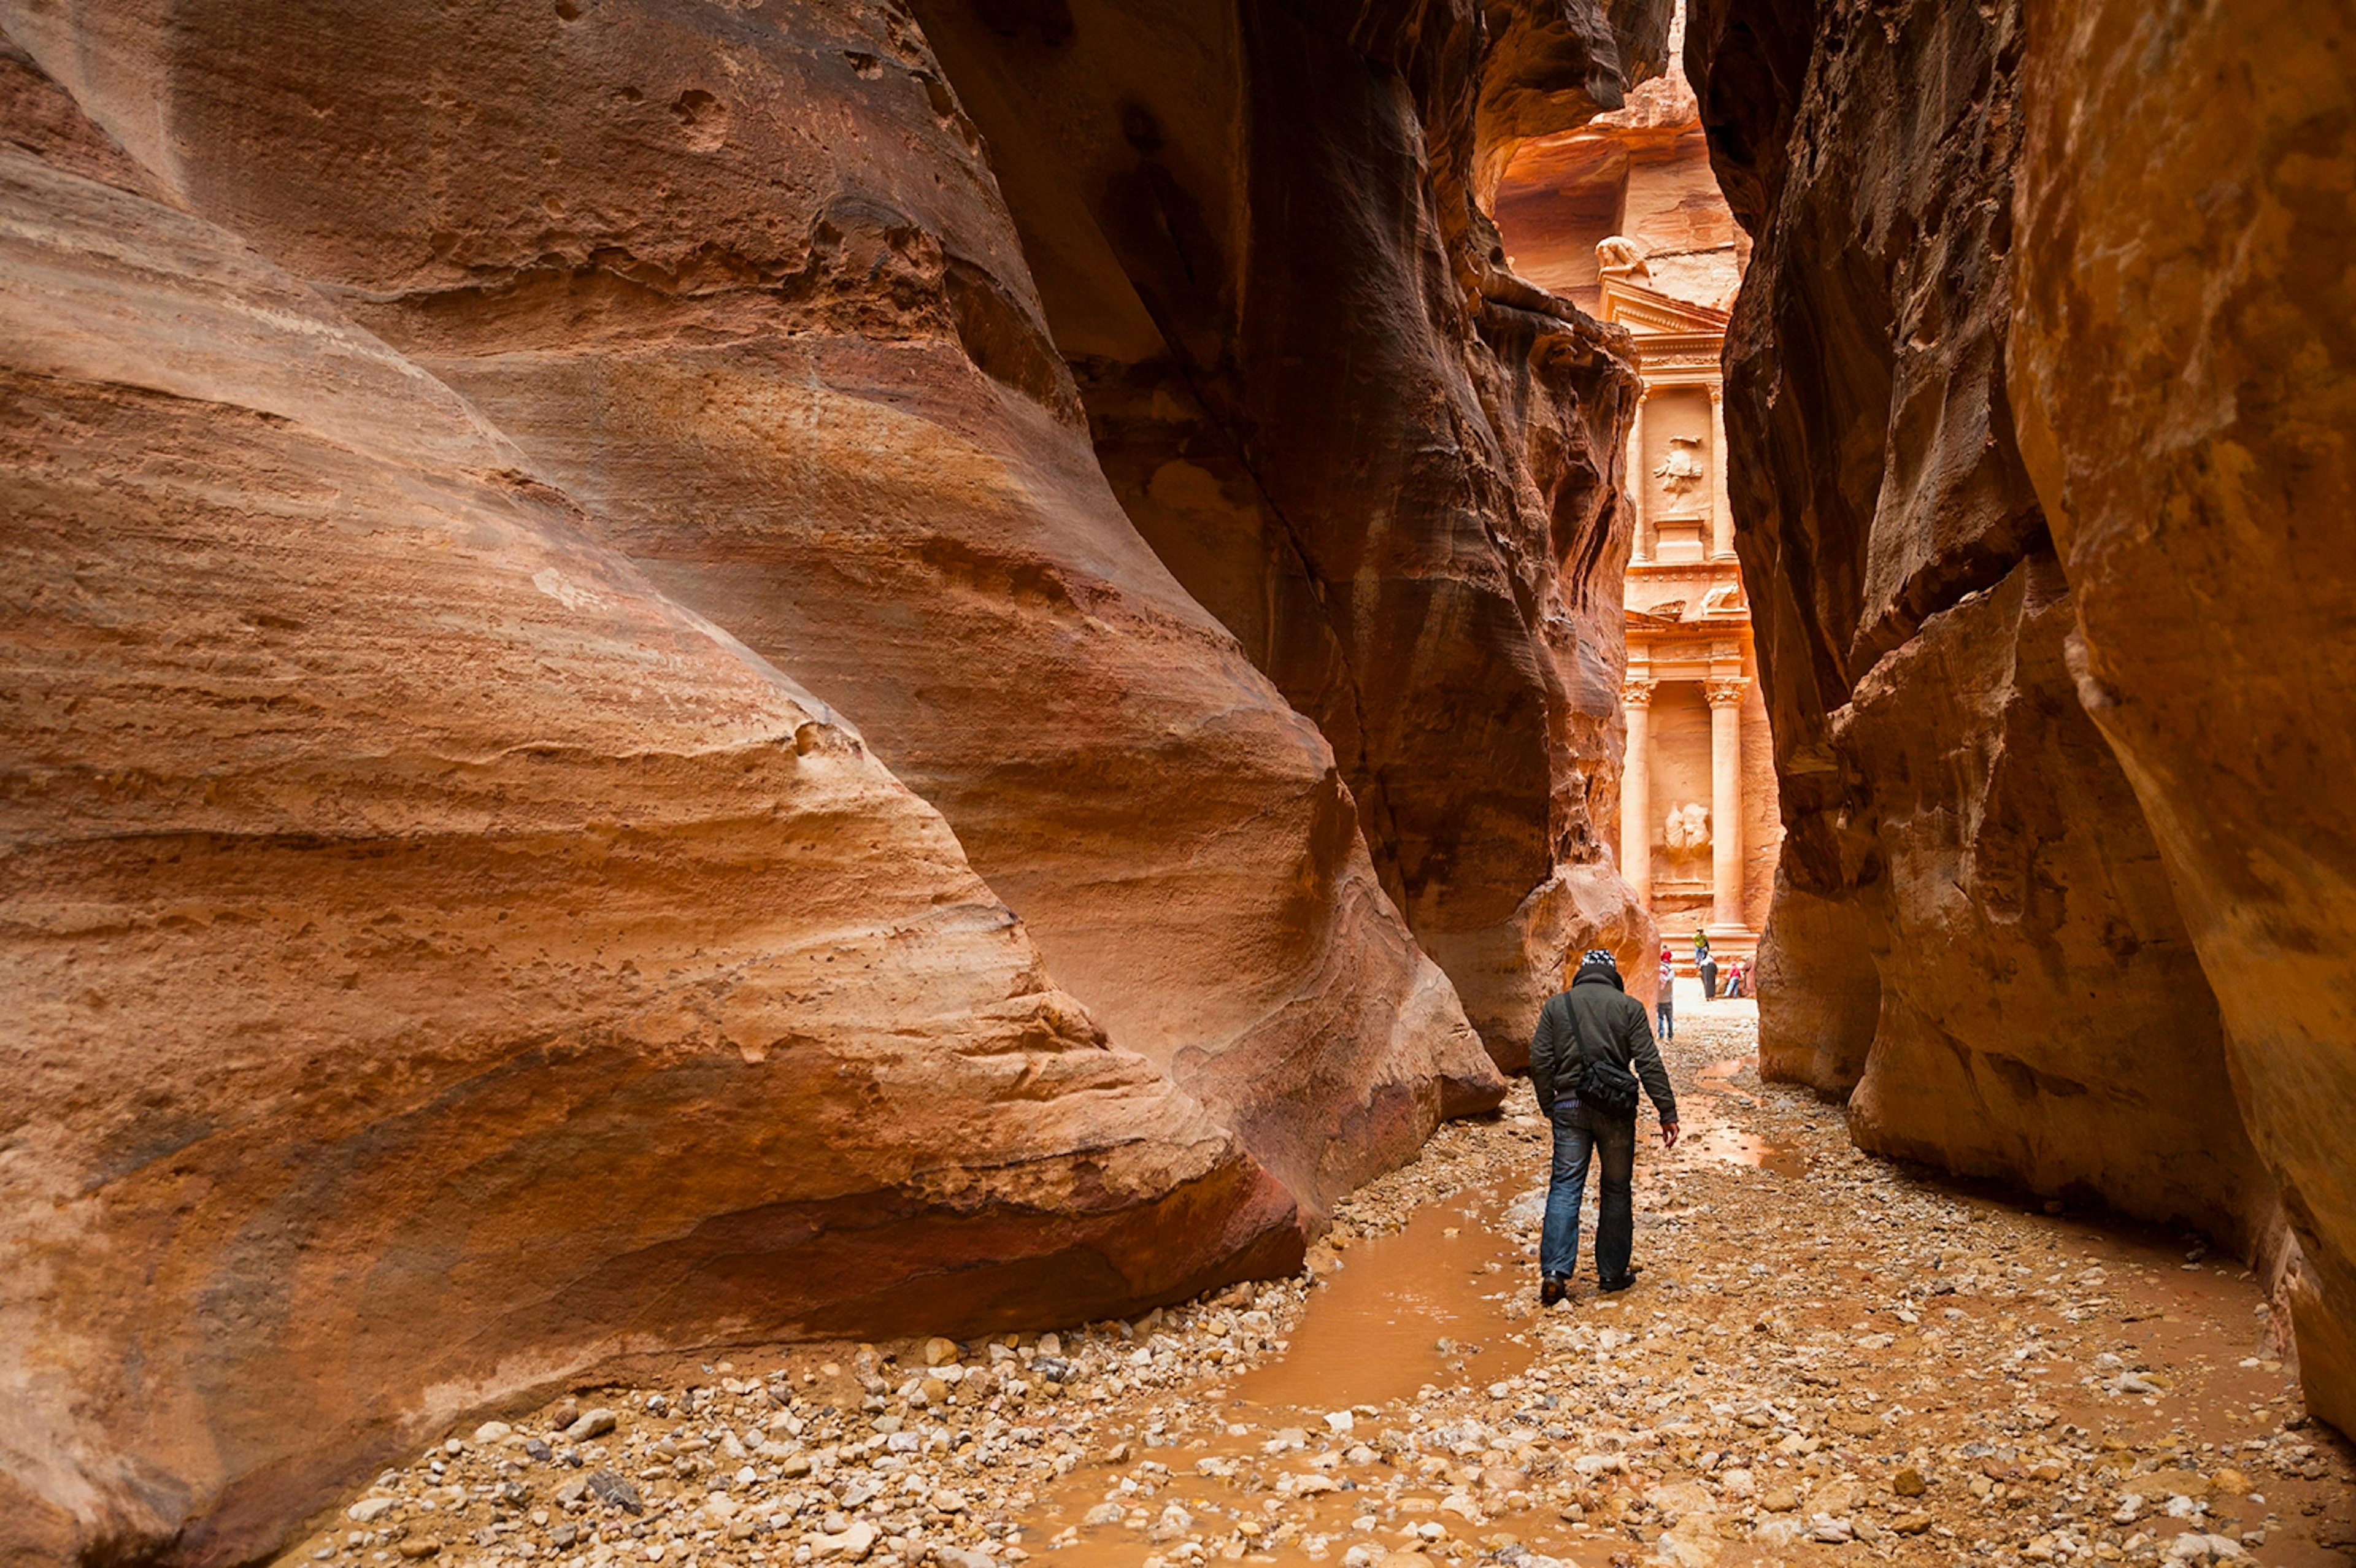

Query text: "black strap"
[1560, 993, 1581, 1078]
[1557, 991, 1595, 1097]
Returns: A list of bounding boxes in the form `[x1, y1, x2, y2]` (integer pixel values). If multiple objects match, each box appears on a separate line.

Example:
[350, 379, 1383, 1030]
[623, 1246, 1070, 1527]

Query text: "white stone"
[812, 1521, 877, 1561]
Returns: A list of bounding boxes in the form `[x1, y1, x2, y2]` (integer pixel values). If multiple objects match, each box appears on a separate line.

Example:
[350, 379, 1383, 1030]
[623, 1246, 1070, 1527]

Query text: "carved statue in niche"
[1663, 801, 1711, 853]
[1596, 234, 1650, 279]
[1653, 435, 1706, 504]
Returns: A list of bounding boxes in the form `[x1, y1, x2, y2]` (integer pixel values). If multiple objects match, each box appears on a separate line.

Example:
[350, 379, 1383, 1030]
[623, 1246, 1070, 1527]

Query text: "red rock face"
[4, 0, 1520, 1211]
[1834, 555, 2267, 1243]
[0, 61, 1296, 1563]
[1687, 0, 2353, 1429]
[0, 2, 1664, 1558]
[904, 0, 1665, 1058]
[2007, 0, 2356, 1434]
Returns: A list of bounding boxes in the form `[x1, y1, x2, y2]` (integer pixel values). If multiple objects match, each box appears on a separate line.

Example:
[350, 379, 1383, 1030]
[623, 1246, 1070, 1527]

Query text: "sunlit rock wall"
[1, 0, 1517, 1213]
[1688, 0, 2352, 1428]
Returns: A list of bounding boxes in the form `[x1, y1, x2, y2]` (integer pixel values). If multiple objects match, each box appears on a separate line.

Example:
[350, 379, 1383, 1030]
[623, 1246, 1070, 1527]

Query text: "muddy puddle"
[1020, 1059, 1822, 1568]
[1023, 1174, 1561, 1568]
[1679, 1055, 1806, 1180]
[1232, 1183, 1535, 1415]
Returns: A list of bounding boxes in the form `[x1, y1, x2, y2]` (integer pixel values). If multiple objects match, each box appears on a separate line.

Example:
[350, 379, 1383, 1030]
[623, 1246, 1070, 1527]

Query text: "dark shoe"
[1598, 1266, 1643, 1293]
[1539, 1276, 1568, 1307]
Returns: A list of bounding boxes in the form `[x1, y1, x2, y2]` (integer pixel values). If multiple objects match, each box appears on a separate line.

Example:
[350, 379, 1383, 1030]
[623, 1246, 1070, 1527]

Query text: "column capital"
[1707, 384, 1724, 407]
[1706, 676, 1750, 709]
[1622, 678, 1658, 708]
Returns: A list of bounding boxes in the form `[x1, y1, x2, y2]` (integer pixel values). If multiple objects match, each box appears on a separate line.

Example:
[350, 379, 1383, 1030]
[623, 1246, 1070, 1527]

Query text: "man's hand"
[1660, 1120, 1681, 1150]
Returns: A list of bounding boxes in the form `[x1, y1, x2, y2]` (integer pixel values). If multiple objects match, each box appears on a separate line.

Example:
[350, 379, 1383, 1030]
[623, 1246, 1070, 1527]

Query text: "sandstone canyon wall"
[0, 47, 1298, 1565]
[0, 1, 1664, 1559]
[0, 0, 1513, 1214]
[1688, 0, 2353, 1429]
[2006, 0, 2356, 1436]
[901, 0, 1666, 1061]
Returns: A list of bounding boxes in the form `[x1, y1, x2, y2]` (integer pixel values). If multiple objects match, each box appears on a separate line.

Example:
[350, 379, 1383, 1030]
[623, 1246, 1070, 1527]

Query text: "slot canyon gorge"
[0, 0, 2349, 1564]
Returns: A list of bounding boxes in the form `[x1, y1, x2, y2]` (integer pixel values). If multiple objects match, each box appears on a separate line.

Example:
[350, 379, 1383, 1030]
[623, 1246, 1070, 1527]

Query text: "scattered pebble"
[288, 1005, 2356, 1568]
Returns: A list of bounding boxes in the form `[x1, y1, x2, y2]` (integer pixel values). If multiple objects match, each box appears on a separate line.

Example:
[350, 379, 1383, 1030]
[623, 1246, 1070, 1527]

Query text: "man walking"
[1655, 948, 1676, 1041]
[1529, 948, 1680, 1305]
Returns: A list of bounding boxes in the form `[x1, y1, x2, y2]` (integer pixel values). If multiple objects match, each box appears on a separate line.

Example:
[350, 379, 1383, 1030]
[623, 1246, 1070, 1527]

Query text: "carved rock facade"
[1688, 0, 2354, 1429]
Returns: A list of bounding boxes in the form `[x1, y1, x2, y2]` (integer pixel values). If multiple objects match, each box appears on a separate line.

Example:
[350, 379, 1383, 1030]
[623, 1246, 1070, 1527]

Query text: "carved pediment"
[1600, 276, 1731, 336]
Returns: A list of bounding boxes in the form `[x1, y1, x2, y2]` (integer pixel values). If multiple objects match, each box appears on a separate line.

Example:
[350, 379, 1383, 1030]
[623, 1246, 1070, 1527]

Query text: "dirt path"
[294, 996, 2356, 1568]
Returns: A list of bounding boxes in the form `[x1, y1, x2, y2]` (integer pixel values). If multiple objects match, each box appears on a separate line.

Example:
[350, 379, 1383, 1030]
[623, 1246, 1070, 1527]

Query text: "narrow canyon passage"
[7, 1, 2354, 1562]
[299, 999, 2356, 1568]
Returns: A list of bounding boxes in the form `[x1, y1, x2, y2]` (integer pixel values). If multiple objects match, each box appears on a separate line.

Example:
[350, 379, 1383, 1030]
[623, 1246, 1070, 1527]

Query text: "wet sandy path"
[990, 998, 2356, 1568]
[294, 994, 2356, 1568]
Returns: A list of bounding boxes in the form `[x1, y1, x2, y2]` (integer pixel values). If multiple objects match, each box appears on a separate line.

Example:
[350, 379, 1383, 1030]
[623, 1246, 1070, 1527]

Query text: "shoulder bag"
[1566, 995, 1642, 1116]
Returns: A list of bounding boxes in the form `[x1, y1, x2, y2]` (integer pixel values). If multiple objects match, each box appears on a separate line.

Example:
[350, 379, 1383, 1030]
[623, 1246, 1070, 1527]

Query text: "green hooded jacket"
[1528, 967, 1677, 1122]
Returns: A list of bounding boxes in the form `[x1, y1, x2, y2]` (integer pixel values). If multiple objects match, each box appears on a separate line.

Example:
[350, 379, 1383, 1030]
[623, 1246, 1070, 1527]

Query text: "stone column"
[1708, 386, 1734, 558]
[1628, 389, 1650, 563]
[1707, 677, 1748, 929]
[1621, 679, 1655, 901]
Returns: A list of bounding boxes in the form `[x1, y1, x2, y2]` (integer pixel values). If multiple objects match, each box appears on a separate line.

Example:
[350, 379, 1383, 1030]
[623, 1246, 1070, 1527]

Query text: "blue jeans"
[1541, 1096, 1636, 1282]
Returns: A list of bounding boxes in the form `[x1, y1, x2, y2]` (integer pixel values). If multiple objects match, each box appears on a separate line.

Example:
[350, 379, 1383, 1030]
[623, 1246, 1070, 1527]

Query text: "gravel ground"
[289, 997, 2356, 1568]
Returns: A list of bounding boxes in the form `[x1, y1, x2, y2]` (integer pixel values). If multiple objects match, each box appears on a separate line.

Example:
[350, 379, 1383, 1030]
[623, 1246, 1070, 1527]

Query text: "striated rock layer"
[904, 0, 1665, 1060]
[0, 0, 1675, 1555]
[1687, 0, 2352, 1426]
[0, 60, 1298, 1565]
[1, 0, 1515, 1212]
[2008, 0, 2356, 1434]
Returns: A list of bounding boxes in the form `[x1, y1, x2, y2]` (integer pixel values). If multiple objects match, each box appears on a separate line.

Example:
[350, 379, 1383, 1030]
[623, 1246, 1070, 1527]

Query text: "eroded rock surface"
[1836, 556, 2267, 1247]
[1686, 0, 2352, 1428]
[2008, 0, 2356, 1435]
[0, 0, 1681, 1556]
[0, 47, 1303, 1568]
[904, 0, 1665, 1059]
[2, 0, 1519, 1210]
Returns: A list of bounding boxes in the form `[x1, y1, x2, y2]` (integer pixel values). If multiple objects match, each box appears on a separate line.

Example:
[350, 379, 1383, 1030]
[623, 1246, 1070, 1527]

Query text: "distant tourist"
[1528, 948, 1681, 1305]
[1699, 948, 1719, 1000]
[1725, 959, 1746, 999]
[1655, 949, 1676, 1042]
[1692, 928, 1709, 967]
